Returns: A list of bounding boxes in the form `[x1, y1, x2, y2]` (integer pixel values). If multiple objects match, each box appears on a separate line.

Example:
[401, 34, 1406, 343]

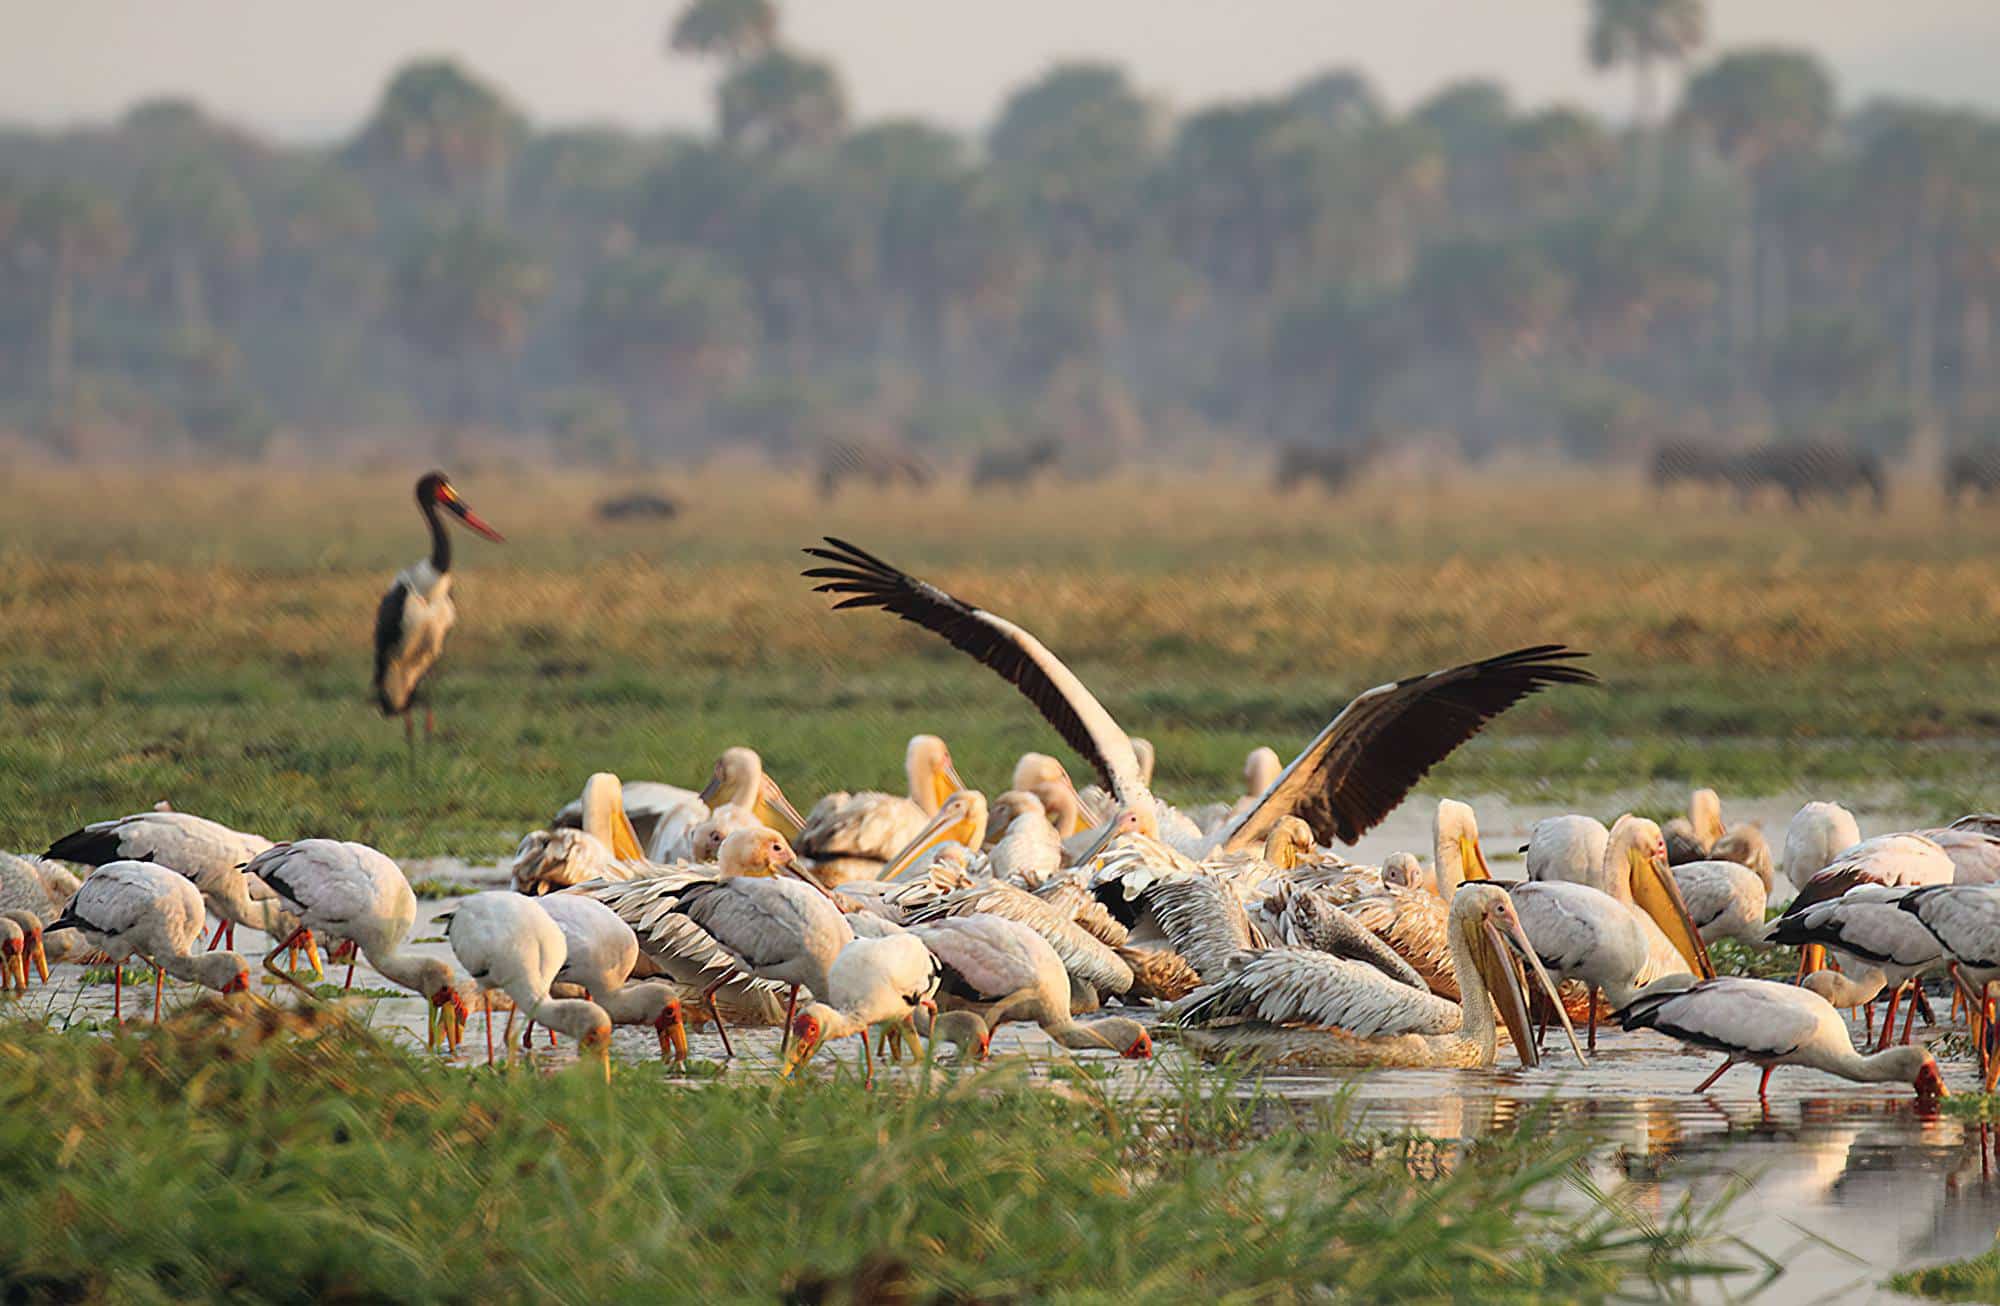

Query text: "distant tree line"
[2, 0, 1998, 467]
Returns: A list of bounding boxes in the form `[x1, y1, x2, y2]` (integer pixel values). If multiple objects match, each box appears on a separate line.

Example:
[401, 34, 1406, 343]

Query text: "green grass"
[77, 966, 156, 988]
[0, 1002, 1753, 1302]
[407, 878, 480, 899]
[1892, 1245, 2000, 1301]
[2, 465, 1997, 861]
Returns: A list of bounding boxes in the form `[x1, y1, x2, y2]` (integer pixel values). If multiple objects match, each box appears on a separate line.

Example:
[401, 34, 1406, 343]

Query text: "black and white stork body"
[46, 811, 294, 958]
[801, 538, 1595, 856]
[1614, 975, 1946, 1102]
[43, 860, 251, 1022]
[372, 471, 504, 743]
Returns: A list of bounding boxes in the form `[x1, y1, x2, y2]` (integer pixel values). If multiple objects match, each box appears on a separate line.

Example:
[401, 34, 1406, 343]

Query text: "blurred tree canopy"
[5, 0, 2000, 464]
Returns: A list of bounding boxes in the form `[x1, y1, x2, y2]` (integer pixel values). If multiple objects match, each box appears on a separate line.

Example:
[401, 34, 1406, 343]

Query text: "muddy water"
[18, 792, 1993, 1304]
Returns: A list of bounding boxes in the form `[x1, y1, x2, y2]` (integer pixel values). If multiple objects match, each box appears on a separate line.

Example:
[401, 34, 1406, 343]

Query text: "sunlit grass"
[0, 1001, 1755, 1301]
[3, 464, 1996, 858]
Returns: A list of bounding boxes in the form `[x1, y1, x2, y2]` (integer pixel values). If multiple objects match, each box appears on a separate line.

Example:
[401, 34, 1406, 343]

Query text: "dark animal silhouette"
[1275, 441, 1374, 495]
[1945, 448, 2000, 505]
[594, 492, 679, 522]
[1650, 439, 1733, 492]
[1726, 441, 1885, 508]
[970, 438, 1062, 492]
[815, 440, 933, 497]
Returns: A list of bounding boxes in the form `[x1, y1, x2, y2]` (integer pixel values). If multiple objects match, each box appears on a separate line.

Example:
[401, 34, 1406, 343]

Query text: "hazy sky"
[9, 1, 2000, 141]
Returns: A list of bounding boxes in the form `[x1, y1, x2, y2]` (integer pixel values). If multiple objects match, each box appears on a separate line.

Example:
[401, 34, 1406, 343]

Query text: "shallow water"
[22, 815, 1996, 1305]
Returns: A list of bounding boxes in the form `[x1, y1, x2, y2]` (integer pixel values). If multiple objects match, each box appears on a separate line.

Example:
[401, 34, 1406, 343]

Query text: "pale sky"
[7, 1, 1999, 141]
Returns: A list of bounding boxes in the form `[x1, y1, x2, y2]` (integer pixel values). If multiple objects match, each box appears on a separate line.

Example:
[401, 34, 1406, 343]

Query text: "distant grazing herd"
[590, 436, 2000, 517]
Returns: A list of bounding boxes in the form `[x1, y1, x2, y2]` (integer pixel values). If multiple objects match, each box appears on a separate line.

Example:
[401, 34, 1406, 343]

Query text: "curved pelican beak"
[770, 843, 834, 897]
[757, 776, 806, 842]
[935, 758, 965, 812]
[882, 802, 974, 882]
[439, 484, 505, 542]
[582, 773, 648, 861]
[1628, 847, 1715, 979]
[697, 772, 722, 806]
[1477, 911, 1588, 1068]
[1459, 834, 1492, 882]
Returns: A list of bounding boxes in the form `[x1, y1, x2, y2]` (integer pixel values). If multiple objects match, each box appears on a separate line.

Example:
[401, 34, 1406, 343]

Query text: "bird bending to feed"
[911, 913, 1152, 1059]
[244, 840, 470, 1050]
[44, 861, 251, 1022]
[443, 892, 614, 1074]
[781, 933, 942, 1084]
[372, 470, 505, 746]
[589, 828, 847, 1057]
[536, 894, 688, 1063]
[45, 810, 304, 964]
[1888, 885, 2000, 1088]
[0, 853, 85, 965]
[1173, 884, 1582, 1069]
[1614, 975, 1946, 1103]
[803, 537, 1595, 856]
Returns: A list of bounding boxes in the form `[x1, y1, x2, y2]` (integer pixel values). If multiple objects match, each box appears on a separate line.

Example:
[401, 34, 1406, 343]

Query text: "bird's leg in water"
[225, 920, 235, 950]
[1757, 1064, 1775, 1100]
[861, 1031, 875, 1089]
[261, 928, 317, 996]
[502, 1006, 516, 1061]
[701, 977, 734, 1058]
[484, 991, 495, 1066]
[152, 964, 164, 1023]
[1861, 1002, 1874, 1043]
[113, 964, 121, 1024]
[1877, 984, 1905, 1053]
[208, 920, 229, 950]
[1693, 1058, 1733, 1094]
[1914, 985, 1936, 1028]
[1588, 984, 1599, 1054]
[1902, 987, 1923, 1044]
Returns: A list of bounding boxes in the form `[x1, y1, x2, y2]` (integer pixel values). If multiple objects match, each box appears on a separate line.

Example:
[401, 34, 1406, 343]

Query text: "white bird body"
[985, 792, 1063, 889]
[534, 893, 685, 1058]
[1174, 884, 1576, 1069]
[1673, 860, 1770, 947]
[45, 861, 250, 1000]
[782, 933, 944, 1079]
[1788, 833, 1956, 916]
[513, 828, 622, 896]
[914, 877, 1134, 1004]
[1616, 975, 1944, 1099]
[444, 892, 612, 1050]
[913, 913, 1152, 1056]
[47, 811, 285, 938]
[1524, 815, 1610, 889]
[1782, 802, 1863, 894]
[1894, 884, 2000, 990]
[244, 840, 461, 1006]
[377, 560, 453, 715]
[1770, 885, 1942, 1008]
[797, 736, 963, 885]
[1921, 829, 2000, 885]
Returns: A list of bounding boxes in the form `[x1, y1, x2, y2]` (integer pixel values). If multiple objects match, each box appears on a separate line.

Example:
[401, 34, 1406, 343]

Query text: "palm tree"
[1504, 107, 1615, 217]
[1411, 236, 1571, 432]
[1267, 280, 1407, 438]
[667, 0, 777, 60]
[14, 181, 129, 407]
[351, 59, 524, 218]
[1586, 0, 1706, 200]
[1678, 49, 1834, 384]
[574, 247, 757, 443]
[717, 49, 847, 154]
[129, 151, 260, 337]
[392, 219, 548, 422]
[987, 62, 1156, 265]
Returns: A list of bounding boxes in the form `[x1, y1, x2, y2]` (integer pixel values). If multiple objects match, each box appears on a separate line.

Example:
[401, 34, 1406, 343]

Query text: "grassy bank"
[3, 465, 1997, 857]
[0, 1002, 1746, 1302]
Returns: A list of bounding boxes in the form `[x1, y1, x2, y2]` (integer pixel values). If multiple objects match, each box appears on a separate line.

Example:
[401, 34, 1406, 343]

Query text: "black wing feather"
[45, 826, 127, 867]
[1222, 645, 1598, 848]
[802, 537, 1122, 791]
[371, 581, 411, 715]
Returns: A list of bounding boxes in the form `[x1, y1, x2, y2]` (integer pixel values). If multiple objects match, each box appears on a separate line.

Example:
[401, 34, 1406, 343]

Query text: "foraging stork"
[372, 471, 505, 744]
[1615, 975, 1946, 1102]
[0, 853, 82, 964]
[1172, 884, 1581, 1069]
[910, 913, 1152, 1059]
[584, 828, 847, 1057]
[244, 840, 470, 1050]
[803, 538, 1594, 856]
[536, 894, 689, 1063]
[442, 892, 614, 1072]
[780, 933, 942, 1084]
[1891, 884, 2000, 1088]
[43, 861, 251, 1021]
[0, 909, 47, 990]
[1766, 885, 1942, 1050]
[45, 811, 304, 963]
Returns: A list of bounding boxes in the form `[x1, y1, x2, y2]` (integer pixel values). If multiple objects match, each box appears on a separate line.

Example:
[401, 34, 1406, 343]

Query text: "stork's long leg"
[113, 963, 122, 1025]
[1693, 1058, 1733, 1094]
[1902, 986, 1922, 1044]
[861, 1031, 876, 1089]
[484, 990, 495, 1066]
[152, 964, 164, 1023]
[261, 927, 317, 996]
[701, 977, 735, 1058]
[1757, 1064, 1775, 1100]
[779, 984, 799, 1053]
[208, 920, 229, 951]
[1587, 984, 1599, 1054]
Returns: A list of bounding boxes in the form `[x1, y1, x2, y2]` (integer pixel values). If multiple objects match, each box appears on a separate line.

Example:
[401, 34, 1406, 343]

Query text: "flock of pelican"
[2, 479, 1994, 1108]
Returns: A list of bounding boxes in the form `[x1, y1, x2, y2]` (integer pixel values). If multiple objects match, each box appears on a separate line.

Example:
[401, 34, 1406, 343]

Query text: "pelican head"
[1077, 807, 1151, 866]
[1608, 815, 1715, 979]
[882, 791, 989, 882]
[718, 827, 798, 877]
[987, 790, 1048, 846]
[418, 471, 505, 542]
[701, 748, 806, 838]
[1450, 883, 1583, 1068]
[1382, 851, 1435, 895]
[579, 772, 647, 861]
[1690, 788, 1725, 848]
[907, 735, 964, 814]
[1433, 799, 1491, 894]
[1243, 746, 1282, 797]
[1012, 753, 1082, 837]
[1261, 816, 1316, 871]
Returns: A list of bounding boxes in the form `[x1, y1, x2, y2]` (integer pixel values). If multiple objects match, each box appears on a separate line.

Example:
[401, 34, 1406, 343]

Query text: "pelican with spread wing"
[802, 538, 1596, 853]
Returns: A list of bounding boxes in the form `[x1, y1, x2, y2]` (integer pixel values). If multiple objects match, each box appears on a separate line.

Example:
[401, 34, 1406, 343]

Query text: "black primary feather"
[1223, 644, 1599, 848]
[803, 537, 1124, 791]
[45, 826, 126, 867]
